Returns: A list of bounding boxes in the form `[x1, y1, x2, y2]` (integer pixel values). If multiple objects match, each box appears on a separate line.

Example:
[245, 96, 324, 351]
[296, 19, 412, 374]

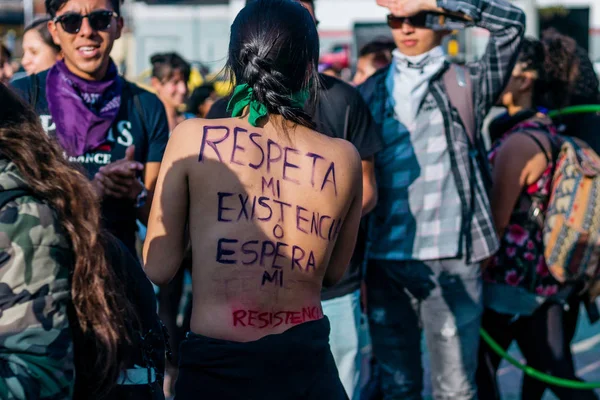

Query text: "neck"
[165, 105, 179, 131]
[64, 58, 110, 81]
[242, 111, 296, 132]
[507, 93, 533, 116]
[507, 104, 524, 116]
[394, 45, 443, 61]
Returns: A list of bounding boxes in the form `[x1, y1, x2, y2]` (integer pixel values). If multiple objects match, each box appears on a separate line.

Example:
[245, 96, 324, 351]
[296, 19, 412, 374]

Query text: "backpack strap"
[519, 131, 551, 164]
[516, 121, 562, 176]
[123, 79, 149, 139]
[443, 64, 475, 144]
[133, 92, 147, 137]
[444, 64, 478, 261]
[0, 188, 31, 211]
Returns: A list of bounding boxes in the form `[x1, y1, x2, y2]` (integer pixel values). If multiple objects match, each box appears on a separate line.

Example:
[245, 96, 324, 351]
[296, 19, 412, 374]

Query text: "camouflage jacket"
[0, 158, 74, 399]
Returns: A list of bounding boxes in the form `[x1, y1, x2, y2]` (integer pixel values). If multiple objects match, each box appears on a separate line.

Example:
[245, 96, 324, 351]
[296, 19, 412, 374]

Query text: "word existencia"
[217, 192, 343, 242]
[199, 126, 337, 195]
[232, 306, 323, 328]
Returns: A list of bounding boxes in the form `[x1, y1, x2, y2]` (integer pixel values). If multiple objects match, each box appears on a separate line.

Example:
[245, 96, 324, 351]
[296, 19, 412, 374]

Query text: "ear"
[48, 20, 61, 47]
[519, 72, 536, 92]
[115, 16, 124, 40]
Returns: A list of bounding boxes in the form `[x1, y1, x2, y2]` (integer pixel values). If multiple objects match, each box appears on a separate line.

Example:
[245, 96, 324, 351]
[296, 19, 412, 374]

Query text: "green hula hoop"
[548, 105, 600, 118]
[480, 328, 600, 389]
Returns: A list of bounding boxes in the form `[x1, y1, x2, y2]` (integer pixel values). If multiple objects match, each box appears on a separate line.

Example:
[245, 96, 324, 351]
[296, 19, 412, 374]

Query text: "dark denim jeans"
[366, 258, 482, 400]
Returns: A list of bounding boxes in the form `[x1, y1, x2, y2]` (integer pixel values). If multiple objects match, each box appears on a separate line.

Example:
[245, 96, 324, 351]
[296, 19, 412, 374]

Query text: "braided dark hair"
[518, 35, 579, 111]
[227, 0, 320, 128]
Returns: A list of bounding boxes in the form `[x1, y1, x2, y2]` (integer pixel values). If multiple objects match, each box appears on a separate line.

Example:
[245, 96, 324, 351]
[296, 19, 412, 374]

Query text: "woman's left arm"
[143, 122, 193, 286]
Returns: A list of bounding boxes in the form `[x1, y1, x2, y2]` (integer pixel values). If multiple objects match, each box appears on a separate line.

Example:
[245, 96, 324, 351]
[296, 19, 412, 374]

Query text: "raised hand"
[376, 0, 438, 17]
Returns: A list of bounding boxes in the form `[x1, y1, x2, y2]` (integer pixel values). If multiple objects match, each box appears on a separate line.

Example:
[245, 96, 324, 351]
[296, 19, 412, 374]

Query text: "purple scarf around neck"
[46, 59, 123, 157]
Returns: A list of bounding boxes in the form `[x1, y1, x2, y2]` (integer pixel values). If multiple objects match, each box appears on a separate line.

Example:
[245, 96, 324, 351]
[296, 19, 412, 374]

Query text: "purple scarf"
[46, 59, 123, 157]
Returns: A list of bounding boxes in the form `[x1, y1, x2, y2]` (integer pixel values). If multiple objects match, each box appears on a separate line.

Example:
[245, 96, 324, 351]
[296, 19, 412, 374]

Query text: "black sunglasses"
[54, 10, 118, 34]
[386, 13, 428, 29]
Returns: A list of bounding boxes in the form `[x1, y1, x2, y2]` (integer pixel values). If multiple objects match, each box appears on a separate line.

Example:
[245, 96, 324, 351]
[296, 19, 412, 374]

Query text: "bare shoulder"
[170, 118, 209, 143]
[326, 137, 362, 176]
[497, 131, 551, 160]
[167, 118, 231, 161]
[308, 131, 361, 166]
[331, 136, 361, 159]
[495, 131, 552, 184]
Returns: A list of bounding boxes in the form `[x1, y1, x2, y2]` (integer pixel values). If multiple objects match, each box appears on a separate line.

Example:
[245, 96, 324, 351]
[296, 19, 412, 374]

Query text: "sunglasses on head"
[54, 10, 118, 34]
[386, 13, 428, 29]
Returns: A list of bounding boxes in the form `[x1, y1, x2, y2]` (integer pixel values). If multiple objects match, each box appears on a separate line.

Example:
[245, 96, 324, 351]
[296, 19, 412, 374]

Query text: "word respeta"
[199, 126, 337, 195]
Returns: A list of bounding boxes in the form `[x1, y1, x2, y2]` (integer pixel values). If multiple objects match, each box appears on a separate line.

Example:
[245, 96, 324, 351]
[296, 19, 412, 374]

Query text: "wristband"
[135, 184, 148, 208]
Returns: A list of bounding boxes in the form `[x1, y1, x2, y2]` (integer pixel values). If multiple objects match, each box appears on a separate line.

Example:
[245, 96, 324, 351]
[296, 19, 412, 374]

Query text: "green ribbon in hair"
[226, 83, 309, 127]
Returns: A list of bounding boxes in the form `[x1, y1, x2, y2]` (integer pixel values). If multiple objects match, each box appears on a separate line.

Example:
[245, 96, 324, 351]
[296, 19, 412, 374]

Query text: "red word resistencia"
[232, 307, 323, 328]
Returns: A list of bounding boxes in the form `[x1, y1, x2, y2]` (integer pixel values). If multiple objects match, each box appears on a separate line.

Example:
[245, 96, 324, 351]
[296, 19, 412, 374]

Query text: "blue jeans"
[322, 290, 368, 400]
[366, 258, 482, 400]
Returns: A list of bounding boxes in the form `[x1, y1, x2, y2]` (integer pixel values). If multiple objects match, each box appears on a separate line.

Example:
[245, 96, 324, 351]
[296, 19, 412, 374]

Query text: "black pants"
[175, 318, 347, 400]
[477, 300, 598, 400]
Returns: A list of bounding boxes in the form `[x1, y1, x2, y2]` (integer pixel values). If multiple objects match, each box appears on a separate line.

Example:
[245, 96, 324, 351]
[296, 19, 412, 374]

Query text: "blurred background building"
[1, 0, 599, 82]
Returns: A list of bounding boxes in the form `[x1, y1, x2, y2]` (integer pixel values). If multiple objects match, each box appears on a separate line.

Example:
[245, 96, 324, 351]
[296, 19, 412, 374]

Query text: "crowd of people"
[0, 0, 599, 399]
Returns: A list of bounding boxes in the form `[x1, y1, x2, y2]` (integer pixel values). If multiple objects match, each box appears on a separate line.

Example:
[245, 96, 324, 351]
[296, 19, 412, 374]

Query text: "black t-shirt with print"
[207, 74, 383, 301]
[11, 70, 170, 253]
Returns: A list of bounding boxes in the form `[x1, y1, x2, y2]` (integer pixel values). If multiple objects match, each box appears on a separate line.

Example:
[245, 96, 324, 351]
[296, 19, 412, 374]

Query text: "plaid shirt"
[359, 0, 525, 264]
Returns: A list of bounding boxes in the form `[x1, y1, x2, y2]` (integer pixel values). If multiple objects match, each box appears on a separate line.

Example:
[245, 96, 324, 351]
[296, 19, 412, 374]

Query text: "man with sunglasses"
[11, 0, 169, 257]
[358, 0, 525, 399]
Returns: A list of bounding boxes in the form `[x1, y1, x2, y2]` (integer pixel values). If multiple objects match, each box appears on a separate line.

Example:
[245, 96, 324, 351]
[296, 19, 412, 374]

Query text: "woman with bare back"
[143, 0, 362, 398]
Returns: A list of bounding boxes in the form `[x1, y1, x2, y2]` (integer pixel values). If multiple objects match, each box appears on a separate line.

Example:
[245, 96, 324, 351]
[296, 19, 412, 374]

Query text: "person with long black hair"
[477, 35, 598, 400]
[207, 2, 382, 397]
[143, 0, 363, 398]
[0, 81, 165, 399]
